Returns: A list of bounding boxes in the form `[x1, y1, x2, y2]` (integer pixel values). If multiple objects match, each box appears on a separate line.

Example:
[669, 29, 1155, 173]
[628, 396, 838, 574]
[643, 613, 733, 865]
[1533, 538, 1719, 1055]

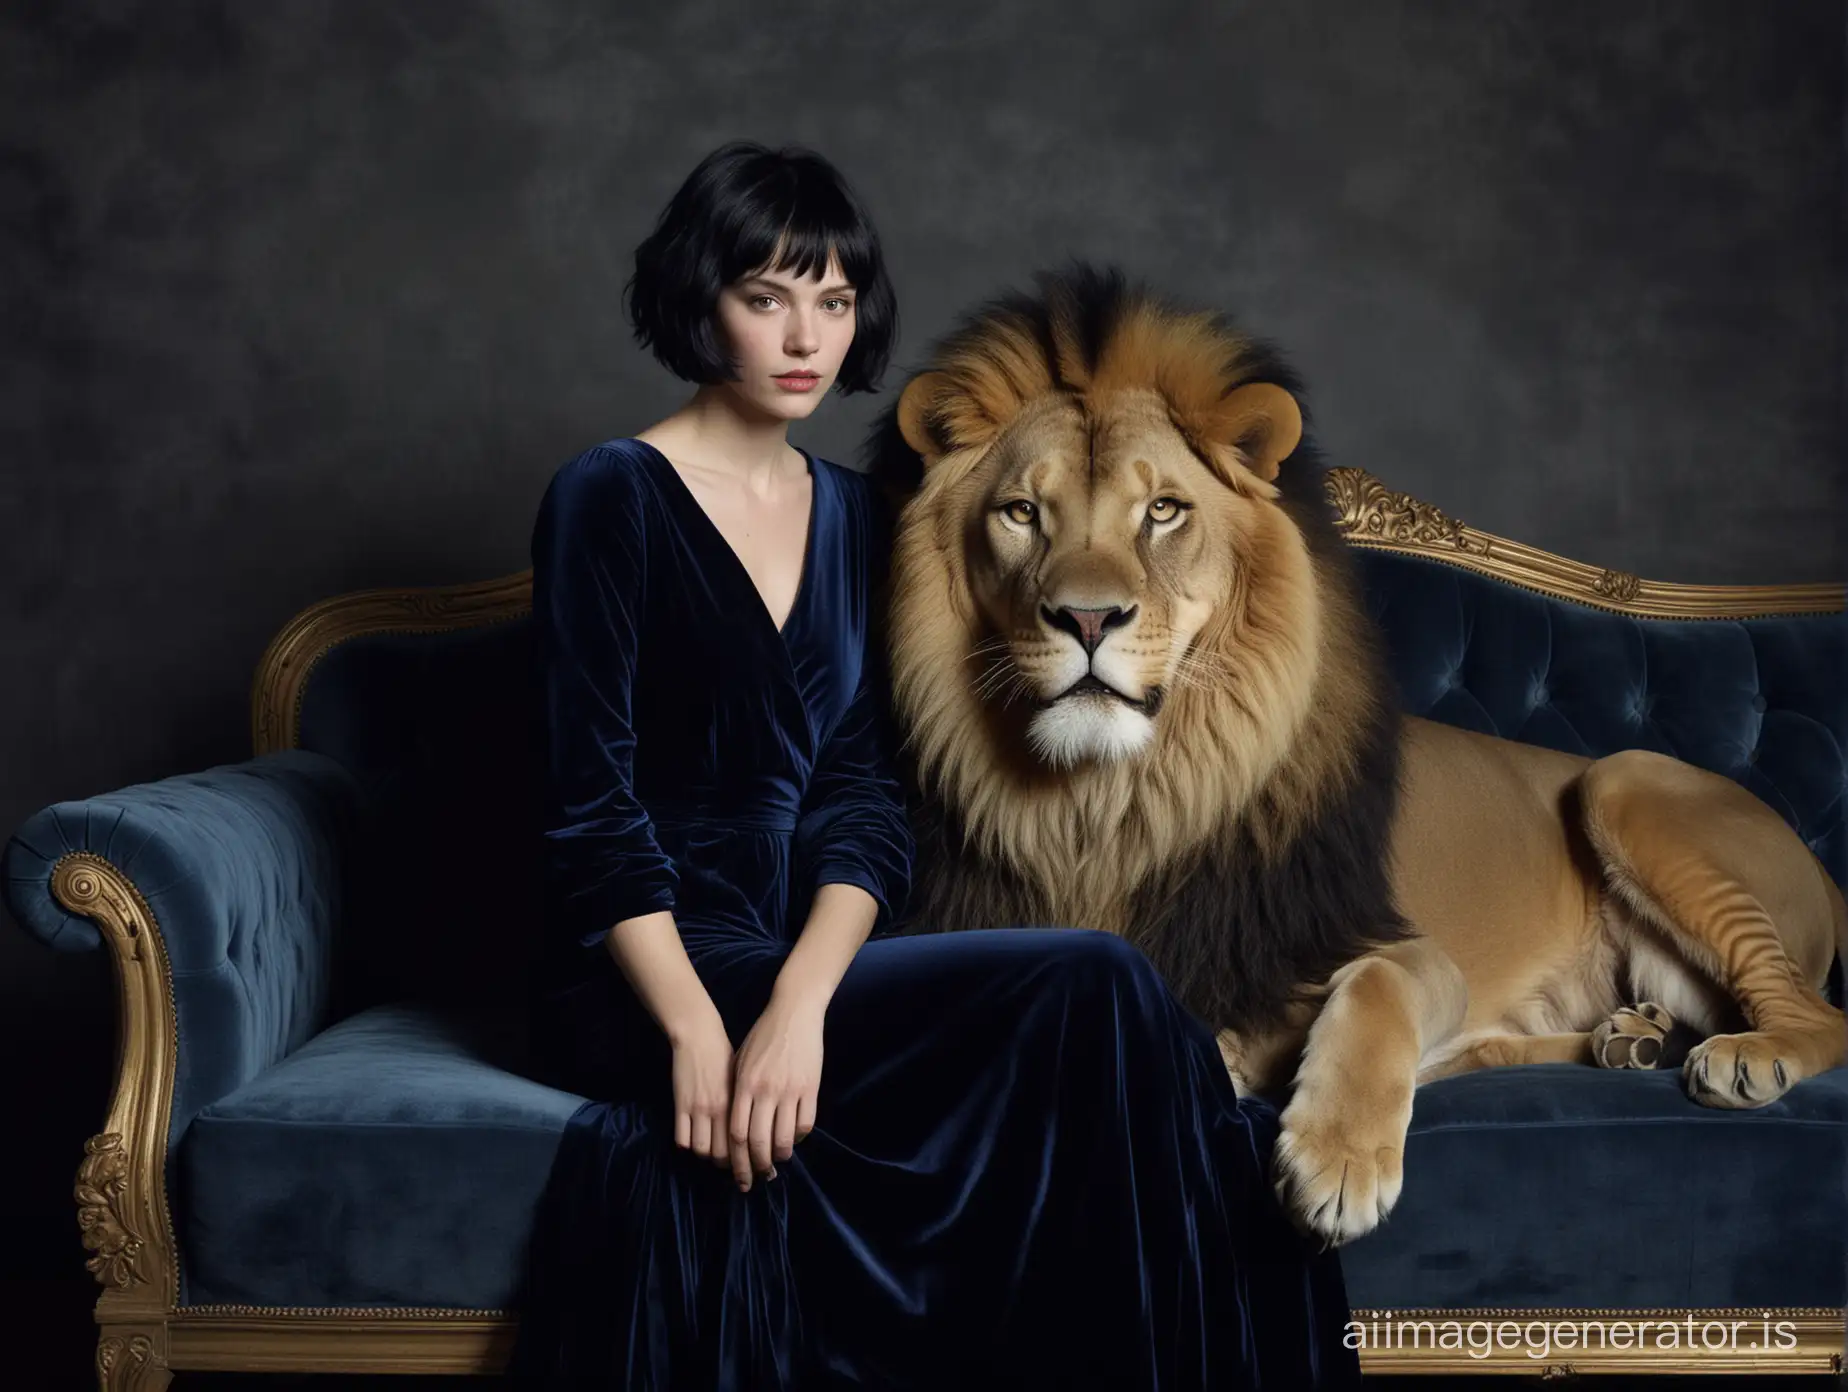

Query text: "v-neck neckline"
[631, 436, 819, 642]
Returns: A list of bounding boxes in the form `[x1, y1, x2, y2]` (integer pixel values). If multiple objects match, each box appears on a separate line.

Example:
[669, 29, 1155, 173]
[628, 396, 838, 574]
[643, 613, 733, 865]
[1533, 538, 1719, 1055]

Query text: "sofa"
[8, 466, 1844, 1385]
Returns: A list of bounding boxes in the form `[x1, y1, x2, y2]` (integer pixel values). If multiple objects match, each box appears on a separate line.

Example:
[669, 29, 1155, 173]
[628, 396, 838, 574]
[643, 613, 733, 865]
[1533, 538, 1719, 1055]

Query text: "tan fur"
[888, 282, 1848, 1245]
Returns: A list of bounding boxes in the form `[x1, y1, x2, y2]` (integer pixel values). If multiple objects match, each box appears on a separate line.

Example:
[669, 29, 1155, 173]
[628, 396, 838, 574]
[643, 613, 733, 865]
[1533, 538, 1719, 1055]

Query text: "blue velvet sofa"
[7, 466, 1845, 1384]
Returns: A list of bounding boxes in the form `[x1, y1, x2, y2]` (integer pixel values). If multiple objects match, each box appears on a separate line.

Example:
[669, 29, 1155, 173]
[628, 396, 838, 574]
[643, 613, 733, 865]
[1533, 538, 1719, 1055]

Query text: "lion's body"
[874, 263, 1848, 1245]
[1392, 718, 1846, 1074]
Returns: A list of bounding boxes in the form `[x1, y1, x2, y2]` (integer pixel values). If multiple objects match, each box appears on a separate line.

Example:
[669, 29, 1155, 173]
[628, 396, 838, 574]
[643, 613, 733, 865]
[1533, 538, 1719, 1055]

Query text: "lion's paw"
[1272, 1110, 1404, 1248]
[1590, 1002, 1674, 1070]
[1683, 1031, 1797, 1109]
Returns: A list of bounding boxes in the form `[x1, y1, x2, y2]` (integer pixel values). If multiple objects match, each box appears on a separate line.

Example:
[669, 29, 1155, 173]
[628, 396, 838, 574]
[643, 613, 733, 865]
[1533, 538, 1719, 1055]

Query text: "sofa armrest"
[5, 749, 365, 1128]
[3, 748, 367, 1311]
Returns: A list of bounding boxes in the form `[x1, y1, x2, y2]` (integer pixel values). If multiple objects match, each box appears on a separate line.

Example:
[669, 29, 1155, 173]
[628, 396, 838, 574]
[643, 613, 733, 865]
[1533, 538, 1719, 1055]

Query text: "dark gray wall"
[2, 0, 1842, 1378]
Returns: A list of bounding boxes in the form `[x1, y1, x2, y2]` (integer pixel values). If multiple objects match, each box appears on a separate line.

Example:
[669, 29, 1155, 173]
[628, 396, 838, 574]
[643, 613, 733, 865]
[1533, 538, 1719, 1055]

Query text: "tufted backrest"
[291, 617, 546, 1014]
[1355, 550, 1848, 889]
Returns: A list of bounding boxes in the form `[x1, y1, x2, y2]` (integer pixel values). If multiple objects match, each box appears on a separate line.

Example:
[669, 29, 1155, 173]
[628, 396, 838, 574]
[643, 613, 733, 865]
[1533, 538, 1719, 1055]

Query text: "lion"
[869, 261, 1848, 1246]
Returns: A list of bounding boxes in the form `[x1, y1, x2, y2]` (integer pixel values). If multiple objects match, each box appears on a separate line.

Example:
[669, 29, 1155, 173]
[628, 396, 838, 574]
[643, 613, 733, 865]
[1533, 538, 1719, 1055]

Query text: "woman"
[509, 140, 1359, 1389]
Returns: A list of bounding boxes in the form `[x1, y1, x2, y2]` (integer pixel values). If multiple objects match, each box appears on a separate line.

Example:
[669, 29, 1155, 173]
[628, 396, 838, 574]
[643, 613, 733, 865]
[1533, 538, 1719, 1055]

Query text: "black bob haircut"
[624, 141, 898, 395]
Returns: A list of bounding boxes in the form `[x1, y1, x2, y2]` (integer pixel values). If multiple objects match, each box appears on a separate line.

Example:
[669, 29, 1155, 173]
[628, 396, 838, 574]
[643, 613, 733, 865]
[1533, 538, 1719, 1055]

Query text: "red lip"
[774, 372, 819, 379]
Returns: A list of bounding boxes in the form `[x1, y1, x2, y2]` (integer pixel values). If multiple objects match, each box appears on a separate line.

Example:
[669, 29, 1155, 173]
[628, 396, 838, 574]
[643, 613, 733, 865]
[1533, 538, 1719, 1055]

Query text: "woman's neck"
[645, 385, 801, 486]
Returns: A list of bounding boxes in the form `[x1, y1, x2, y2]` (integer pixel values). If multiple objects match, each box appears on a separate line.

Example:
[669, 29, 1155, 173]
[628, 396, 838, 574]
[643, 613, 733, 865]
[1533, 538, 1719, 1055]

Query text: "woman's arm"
[790, 592, 916, 937]
[728, 667, 906, 1191]
[532, 450, 734, 1165]
[600, 910, 724, 1045]
[533, 450, 677, 947]
[773, 882, 879, 1010]
[779, 477, 915, 1002]
[729, 669, 907, 1191]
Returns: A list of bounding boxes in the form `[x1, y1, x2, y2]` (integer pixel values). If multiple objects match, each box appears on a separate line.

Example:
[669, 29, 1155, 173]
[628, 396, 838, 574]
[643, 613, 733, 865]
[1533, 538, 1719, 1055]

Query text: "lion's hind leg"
[1579, 749, 1848, 1109]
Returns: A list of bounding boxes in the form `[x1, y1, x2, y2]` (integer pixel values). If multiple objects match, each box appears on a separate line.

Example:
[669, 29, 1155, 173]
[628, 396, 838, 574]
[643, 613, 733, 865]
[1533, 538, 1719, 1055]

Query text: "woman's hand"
[667, 1004, 739, 1171]
[727, 986, 828, 1192]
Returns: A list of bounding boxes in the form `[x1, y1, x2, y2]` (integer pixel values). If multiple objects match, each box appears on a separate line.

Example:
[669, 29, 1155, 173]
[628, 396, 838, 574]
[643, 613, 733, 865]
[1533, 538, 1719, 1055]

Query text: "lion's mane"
[863, 262, 1413, 1036]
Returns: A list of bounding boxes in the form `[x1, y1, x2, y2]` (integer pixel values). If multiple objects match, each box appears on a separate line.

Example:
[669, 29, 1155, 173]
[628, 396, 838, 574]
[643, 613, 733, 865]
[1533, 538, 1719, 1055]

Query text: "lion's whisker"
[973, 656, 1021, 700]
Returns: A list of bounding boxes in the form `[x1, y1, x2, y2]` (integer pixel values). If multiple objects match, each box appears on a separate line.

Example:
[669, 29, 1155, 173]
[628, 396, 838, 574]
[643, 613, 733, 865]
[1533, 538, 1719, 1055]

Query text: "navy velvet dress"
[507, 438, 1359, 1389]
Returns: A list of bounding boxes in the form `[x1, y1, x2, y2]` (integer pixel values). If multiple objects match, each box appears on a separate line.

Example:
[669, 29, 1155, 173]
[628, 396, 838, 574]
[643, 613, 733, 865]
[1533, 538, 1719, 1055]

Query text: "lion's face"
[888, 288, 1315, 807]
[956, 389, 1266, 766]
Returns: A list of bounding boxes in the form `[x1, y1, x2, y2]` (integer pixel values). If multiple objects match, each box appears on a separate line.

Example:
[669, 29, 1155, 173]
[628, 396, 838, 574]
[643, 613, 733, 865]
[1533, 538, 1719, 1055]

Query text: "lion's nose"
[1043, 604, 1137, 656]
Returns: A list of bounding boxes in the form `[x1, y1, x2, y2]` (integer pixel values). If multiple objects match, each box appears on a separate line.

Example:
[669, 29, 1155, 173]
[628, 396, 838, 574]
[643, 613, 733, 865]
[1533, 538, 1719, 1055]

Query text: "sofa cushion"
[179, 1000, 1848, 1313]
[176, 1002, 584, 1309]
[1341, 1061, 1848, 1310]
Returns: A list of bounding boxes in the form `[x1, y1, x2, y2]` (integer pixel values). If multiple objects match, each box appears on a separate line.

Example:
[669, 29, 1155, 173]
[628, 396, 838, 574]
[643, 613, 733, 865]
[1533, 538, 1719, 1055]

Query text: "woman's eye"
[1147, 496, 1187, 524]
[751, 295, 778, 310]
[1002, 500, 1038, 526]
[824, 297, 852, 313]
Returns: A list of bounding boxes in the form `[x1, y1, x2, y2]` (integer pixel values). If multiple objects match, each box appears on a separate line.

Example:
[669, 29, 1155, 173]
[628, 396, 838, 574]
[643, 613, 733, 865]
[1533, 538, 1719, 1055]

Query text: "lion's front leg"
[1273, 937, 1465, 1246]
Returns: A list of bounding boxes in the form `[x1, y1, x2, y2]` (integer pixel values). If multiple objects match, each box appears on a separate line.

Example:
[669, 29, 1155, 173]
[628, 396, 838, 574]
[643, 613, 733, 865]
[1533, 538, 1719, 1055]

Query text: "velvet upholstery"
[5, 528, 1844, 1318]
[1342, 1052, 1848, 1309]
[179, 1003, 582, 1308]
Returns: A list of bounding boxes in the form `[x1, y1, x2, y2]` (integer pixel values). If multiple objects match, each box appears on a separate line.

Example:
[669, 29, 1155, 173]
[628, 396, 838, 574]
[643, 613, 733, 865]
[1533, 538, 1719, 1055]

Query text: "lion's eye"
[1001, 499, 1038, 527]
[1147, 496, 1188, 524]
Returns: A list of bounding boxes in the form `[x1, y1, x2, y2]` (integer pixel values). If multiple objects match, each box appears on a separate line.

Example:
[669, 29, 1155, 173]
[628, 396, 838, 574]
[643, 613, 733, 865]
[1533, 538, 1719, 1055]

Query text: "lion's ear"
[897, 370, 953, 459]
[1212, 383, 1302, 483]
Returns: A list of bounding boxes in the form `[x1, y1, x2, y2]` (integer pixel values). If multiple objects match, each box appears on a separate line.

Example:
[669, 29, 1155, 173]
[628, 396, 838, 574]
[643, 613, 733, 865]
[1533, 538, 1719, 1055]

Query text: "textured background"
[2, 1, 1843, 1382]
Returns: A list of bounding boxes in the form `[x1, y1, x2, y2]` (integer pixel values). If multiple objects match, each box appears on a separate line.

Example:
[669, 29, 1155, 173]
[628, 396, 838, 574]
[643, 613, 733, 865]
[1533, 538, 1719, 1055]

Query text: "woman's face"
[713, 250, 857, 421]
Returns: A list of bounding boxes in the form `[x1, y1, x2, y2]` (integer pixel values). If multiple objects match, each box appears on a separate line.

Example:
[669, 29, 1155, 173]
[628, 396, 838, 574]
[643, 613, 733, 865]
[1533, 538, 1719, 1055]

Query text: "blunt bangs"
[625, 141, 898, 395]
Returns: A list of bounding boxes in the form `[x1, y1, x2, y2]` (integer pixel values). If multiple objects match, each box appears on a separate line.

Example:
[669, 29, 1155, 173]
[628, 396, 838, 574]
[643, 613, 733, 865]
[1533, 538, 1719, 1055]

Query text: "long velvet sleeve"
[795, 475, 914, 930]
[796, 652, 915, 930]
[532, 450, 678, 949]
